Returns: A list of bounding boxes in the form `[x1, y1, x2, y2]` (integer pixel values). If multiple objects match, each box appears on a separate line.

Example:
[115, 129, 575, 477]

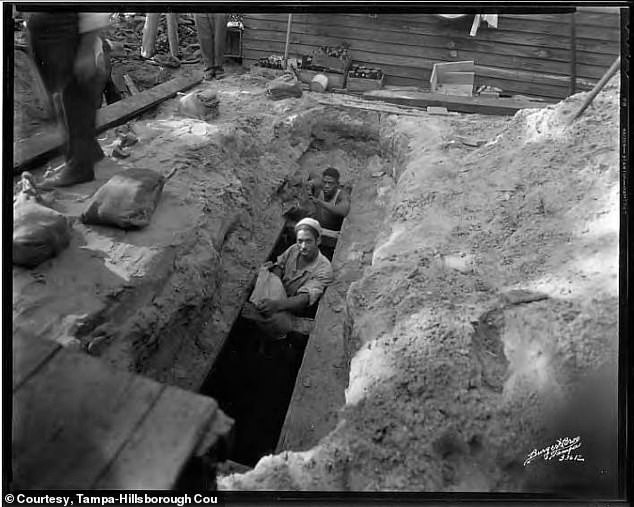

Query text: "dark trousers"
[27, 12, 105, 174]
[194, 13, 227, 71]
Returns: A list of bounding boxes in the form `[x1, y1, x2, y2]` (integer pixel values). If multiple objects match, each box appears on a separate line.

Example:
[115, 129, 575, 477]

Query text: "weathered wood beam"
[13, 74, 202, 174]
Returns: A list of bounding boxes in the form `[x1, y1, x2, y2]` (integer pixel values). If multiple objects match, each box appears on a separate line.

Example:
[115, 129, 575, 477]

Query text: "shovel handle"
[569, 56, 620, 124]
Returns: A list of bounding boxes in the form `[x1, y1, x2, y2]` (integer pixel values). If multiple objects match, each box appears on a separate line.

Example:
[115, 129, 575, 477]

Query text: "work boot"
[213, 66, 225, 80]
[38, 164, 94, 189]
[202, 68, 216, 81]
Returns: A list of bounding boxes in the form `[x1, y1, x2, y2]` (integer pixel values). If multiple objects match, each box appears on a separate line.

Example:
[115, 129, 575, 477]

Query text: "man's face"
[297, 229, 318, 258]
[322, 175, 338, 198]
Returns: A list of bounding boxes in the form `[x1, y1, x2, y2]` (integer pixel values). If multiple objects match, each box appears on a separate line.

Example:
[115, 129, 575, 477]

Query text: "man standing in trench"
[194, 12, 228, 80]
[308, 166, 351, 257]
[245, 218, 333, 355]
[27, 11, 112, 188]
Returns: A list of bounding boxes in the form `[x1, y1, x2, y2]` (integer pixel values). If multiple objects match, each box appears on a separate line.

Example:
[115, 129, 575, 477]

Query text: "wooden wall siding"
[242, 10, 621, 100]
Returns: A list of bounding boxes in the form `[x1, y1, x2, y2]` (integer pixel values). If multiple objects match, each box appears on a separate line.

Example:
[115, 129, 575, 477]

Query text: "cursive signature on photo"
[524, 436, 585, 466]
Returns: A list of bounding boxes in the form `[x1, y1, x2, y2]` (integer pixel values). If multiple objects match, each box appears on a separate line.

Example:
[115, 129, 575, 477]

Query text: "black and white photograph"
[4, 1, 630, 502]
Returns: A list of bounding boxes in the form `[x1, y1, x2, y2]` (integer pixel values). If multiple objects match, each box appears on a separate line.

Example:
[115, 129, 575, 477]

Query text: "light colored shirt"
[275, 244, 333, 306]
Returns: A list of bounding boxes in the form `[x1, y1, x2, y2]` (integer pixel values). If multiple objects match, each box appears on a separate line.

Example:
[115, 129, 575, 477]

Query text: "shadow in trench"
[199, 317, 308, 467]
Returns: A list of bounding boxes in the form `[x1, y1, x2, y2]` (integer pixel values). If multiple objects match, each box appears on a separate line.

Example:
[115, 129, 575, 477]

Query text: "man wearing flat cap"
[246, 218, 333, 352]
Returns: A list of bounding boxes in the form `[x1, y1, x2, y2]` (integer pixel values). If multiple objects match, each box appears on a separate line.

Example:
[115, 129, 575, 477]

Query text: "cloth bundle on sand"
[266, 73, 303, 100]
[81, 168, 176, 229]
[178, 88, 220, 120]
[13, 172, 71, 268]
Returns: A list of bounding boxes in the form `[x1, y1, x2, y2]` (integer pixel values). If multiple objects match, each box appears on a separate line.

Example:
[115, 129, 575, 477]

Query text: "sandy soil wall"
[219, 75, 620, 493]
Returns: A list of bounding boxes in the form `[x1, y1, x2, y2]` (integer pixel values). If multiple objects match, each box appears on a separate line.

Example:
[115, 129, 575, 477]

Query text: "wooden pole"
[141, 13, 161, 59]
[166, 13, 179, 58]
[569, 56, 620, 124]
[569, 11, 577, 95]
[283, 14, 293, 66]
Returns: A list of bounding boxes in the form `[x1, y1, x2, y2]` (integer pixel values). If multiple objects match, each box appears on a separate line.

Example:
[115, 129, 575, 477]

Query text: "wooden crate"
[430, 61, 475, 96]
[311, 53, 352, 74]
[299, 69, 346, 90]
[346, 73, 385, 92]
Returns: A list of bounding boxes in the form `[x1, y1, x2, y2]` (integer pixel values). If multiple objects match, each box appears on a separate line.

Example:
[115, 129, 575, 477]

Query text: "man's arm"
[271, 265, 283, 279]
[257, 293, 309, 316]
[275, 293, 310, 313]
[296, 261, 334, 306]
[312, 189, 351, 218]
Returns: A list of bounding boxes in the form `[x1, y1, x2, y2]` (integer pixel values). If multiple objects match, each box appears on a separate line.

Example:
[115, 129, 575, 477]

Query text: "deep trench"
[199, 224, 335, 467]
[196, 117, 385, 468]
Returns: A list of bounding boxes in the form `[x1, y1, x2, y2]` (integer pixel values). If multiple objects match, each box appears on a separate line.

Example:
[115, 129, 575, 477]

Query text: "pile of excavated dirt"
[219, 75, 620, 493]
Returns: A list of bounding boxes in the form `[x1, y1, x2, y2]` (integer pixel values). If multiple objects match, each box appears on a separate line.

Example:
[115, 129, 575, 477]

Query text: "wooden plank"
[437, 84, 473, 97]
[473, 75, 566, 100]
[13, 74, 202, 173]
[362, 89, 545, 115]
[93, 386, 222, 490]
[576, 7, 622, 15]
[12, 347, 166, 489]
[497, 17, 620, 41]
[504, 12, 621, 28]
[12, 334, 61, 391]
[96, 74, 201, 131]
[315, 97, 430, 117]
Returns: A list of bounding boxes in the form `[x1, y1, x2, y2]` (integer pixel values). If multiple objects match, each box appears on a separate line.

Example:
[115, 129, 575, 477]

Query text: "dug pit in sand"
[12, 74, 387, 394]
[218, 74, 621, 493]
[13, 57, 621, 493]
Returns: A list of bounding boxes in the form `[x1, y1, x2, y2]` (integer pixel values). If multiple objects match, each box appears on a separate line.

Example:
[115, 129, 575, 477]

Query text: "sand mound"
[219, 75, 620, 493]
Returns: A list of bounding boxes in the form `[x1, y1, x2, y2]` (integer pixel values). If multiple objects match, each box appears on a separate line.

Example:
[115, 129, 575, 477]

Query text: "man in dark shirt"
[309, 167, 351, 234]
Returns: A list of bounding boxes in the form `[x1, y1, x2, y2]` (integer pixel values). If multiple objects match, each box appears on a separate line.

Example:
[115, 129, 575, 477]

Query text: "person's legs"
[194, 13, 215, 79]
[29, 13, 105, 187]
[27, 13, 78, 93]
[27, 13, 78, 163]
[62, 74, 102, 177]
[211, 13, 227, 76]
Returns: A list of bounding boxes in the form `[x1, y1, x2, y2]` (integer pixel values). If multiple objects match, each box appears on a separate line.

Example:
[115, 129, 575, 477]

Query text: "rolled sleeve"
[297, 262, 333, 306]
[275, 245, 292, 269]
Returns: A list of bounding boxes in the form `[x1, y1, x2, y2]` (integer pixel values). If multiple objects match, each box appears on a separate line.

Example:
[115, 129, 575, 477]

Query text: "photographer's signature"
[524, 436, 585, 466]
